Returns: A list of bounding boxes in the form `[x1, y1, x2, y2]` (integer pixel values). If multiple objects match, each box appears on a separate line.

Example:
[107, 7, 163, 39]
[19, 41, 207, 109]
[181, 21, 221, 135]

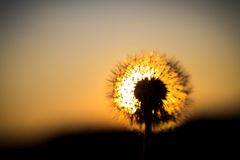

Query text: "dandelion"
[109, 51, 191, 133]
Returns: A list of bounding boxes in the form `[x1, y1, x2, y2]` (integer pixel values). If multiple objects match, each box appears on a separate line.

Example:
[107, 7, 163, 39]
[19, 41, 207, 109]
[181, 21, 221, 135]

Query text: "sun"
[110, 52, 191, 132]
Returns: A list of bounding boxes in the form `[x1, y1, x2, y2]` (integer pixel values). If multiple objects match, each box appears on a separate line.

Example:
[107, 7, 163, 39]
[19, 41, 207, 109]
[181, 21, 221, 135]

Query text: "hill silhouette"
[1, 116, 240, 160]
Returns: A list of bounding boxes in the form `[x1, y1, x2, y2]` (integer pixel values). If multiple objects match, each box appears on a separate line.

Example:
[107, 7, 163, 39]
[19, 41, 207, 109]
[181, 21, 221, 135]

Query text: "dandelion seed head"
[109, 51, 191, 132]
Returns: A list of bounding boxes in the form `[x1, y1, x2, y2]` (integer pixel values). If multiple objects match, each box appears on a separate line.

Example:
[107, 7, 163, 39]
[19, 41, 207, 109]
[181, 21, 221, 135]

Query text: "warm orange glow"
[1, 1, 240, 143]
[111, 52, 191, 131]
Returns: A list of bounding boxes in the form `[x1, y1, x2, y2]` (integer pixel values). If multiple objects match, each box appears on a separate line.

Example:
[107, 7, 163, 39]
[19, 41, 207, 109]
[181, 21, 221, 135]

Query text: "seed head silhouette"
[109, 52, 191, 133]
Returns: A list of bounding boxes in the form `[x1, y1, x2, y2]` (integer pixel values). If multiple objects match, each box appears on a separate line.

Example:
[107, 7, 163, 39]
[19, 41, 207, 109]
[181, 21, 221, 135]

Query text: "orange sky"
[1, 1, 240, 143]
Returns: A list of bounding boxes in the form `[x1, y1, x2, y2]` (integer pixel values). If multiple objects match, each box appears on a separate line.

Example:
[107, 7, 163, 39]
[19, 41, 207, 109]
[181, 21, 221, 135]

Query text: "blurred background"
[1, 0, 240, 158]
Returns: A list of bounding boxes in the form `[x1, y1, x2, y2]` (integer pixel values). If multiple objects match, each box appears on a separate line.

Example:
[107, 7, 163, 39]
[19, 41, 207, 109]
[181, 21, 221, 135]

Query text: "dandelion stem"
[142, 103, 152, 160]
[134, 78, 167, 160]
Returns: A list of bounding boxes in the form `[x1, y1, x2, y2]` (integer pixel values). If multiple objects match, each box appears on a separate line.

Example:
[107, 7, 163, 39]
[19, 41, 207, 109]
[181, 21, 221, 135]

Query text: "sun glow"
[110, 52, 191, 131]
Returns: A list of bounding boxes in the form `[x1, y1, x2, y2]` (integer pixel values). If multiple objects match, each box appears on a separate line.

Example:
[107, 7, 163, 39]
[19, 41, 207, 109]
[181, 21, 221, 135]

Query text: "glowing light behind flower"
[111, 52, 191, 131]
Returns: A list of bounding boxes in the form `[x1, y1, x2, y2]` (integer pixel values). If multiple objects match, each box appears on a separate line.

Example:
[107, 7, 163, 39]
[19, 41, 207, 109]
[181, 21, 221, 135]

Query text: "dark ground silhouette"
[1, 115, 240, 160]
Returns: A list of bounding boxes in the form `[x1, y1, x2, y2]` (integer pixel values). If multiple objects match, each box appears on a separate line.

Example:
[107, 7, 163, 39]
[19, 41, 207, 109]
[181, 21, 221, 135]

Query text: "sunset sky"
[1, 0, 240, 143]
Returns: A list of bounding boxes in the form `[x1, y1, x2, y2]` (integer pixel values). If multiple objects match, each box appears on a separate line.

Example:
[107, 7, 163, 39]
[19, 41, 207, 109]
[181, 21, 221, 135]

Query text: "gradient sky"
[1, 0, 240, 143]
